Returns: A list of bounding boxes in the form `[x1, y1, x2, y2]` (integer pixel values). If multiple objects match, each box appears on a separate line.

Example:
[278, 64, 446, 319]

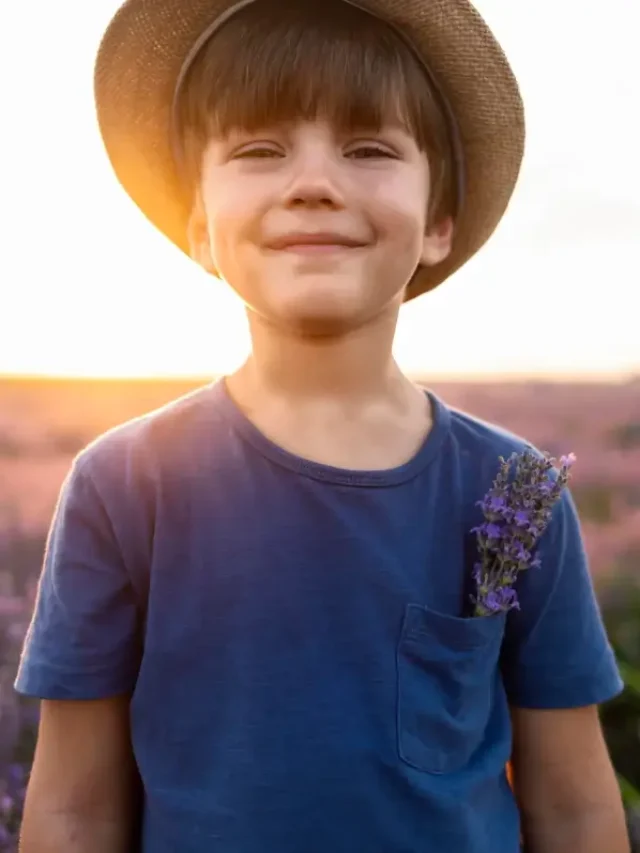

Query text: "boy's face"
[188, 119, 453, 334]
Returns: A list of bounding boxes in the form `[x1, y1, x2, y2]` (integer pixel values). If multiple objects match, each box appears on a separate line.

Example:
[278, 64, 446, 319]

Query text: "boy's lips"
[264, 232, 368, 253]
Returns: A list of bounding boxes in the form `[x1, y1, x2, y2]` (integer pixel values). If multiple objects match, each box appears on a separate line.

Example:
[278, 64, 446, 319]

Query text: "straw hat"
[94, 0, 525, 300]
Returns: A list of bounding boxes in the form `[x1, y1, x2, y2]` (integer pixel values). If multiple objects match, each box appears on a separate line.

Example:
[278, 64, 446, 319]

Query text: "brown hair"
[174, 0, 457, 225]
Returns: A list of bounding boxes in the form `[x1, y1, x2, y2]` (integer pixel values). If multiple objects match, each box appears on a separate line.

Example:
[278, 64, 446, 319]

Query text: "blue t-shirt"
[15, 380, 623, 853]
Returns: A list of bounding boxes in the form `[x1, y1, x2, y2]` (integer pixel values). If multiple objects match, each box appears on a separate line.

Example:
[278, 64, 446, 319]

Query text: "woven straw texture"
[94, 0, 525, 300]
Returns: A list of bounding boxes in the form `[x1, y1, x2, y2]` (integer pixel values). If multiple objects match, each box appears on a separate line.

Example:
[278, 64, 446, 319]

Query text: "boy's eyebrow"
[169, 0, 466, 216]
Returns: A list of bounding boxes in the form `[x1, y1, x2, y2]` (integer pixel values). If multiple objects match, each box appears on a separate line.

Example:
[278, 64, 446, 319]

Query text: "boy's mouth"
[265, 232, 368, 254]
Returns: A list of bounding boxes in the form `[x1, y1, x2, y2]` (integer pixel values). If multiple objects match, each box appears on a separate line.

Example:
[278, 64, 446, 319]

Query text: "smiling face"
[177, 0, 457, 335]
[190, 119, 451, 332]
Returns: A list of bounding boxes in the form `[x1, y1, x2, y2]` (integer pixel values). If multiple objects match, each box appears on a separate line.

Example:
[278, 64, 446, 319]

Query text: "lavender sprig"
[470, 449, 576, 617]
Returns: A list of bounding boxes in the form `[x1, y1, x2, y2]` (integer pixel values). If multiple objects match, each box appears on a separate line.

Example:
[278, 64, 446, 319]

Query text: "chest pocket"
[396, 603, 506, 775]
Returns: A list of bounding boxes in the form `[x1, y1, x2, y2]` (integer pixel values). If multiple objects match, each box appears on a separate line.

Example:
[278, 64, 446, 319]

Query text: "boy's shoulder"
[438, 395, 571, 515]
[73, 379, 223, 485]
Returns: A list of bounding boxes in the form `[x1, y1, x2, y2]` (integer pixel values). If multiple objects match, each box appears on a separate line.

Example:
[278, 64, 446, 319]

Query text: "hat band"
[170, 0, 466, 218]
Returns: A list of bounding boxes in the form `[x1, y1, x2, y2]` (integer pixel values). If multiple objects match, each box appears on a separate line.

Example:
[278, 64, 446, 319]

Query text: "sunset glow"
[2, 0, 639, 380]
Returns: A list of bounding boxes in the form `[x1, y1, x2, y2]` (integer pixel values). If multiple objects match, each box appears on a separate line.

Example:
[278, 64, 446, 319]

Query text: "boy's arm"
[500, 485, 628, 850]
[511, 704, 629, 853]
[20, 696, 140, 853]
[14, 455, 145, 851]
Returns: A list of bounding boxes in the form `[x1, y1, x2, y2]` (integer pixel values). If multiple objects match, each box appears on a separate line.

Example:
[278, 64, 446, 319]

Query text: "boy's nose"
[282, 153, 346, 210]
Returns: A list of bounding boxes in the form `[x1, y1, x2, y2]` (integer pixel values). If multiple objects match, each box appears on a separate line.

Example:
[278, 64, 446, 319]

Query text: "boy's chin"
[248, 285, 398, 336]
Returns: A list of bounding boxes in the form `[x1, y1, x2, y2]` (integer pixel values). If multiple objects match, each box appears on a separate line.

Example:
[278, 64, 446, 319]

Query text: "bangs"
[175, 0, 456, 220]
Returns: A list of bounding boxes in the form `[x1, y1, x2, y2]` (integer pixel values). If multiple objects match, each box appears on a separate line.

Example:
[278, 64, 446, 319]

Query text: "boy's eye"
[232, 146, 283, 159]
[346, 145, 397, 160]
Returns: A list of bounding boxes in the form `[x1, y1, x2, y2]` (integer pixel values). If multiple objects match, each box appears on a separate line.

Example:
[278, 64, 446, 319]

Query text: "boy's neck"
[224, 308, 433, 471]
[232, 307, 411, 403]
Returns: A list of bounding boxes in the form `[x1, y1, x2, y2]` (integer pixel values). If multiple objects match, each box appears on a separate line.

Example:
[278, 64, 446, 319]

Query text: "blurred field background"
[1, 374, 639, 849]
[1, 0, 639, 845]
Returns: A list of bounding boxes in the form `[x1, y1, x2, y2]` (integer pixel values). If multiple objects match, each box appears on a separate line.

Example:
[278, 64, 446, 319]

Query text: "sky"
[1, 0, 639, 379]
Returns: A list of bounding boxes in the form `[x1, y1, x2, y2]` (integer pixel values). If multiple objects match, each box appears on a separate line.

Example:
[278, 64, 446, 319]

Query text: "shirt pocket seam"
[396, 603, 505, 775]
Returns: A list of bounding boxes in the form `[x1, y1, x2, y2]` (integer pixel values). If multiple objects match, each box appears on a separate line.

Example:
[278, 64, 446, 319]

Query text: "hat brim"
[94, 0, 525, 301]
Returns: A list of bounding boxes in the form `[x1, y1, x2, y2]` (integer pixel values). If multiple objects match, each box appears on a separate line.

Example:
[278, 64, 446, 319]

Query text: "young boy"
[15, 0, 629, 851]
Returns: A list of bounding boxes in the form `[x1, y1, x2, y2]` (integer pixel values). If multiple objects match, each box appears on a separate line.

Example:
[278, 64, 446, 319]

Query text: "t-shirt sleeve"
[14, 458, 143, 700]
[500, 487, 624, 709]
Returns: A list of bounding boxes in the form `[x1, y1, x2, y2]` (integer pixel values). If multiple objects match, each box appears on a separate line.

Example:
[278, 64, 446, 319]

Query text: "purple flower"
[471, 449, 575, 617]
[485, 522, 503, 540]
[484, 586, 520, 614]
[482, 494, 509, 516]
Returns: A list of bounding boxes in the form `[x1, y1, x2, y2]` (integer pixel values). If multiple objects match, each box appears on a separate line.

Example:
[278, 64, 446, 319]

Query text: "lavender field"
[1, 375, 639, 849]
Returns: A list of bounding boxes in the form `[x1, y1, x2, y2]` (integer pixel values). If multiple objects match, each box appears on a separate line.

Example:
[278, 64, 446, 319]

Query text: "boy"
[15, 0, 629, 851]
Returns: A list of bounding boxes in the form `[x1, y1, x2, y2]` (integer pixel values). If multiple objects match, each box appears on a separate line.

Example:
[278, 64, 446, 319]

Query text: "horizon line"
[1, 370, 639, 385]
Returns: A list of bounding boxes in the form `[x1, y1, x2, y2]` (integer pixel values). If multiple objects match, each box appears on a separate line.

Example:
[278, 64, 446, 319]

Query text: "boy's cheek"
[207, 234, 265, 291]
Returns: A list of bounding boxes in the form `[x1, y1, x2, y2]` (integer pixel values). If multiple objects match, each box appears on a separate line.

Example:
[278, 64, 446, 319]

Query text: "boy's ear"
[420, 216, 454, 268]
[187, 192, 218, 275]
